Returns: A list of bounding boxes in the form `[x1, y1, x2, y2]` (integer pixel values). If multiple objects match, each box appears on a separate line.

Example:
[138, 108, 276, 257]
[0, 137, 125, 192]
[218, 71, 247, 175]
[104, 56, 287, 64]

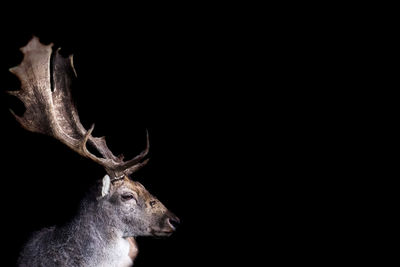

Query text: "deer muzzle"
[151, 211, 180, 236]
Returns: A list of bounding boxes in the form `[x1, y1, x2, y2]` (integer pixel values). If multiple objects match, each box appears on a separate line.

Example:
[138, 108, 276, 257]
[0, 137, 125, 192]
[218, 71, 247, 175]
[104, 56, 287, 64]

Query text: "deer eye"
[150, 200, 156, 207]
[121, 194, 136, 201]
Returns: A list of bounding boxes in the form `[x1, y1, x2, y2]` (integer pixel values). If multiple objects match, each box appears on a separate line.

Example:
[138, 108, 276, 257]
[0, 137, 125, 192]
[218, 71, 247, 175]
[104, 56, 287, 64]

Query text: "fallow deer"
[8, 37, 179, 266]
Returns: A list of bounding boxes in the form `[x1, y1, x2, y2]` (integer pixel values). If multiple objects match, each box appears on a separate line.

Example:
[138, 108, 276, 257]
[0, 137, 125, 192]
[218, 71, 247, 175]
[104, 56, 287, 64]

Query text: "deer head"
[8, 36, 179, 237]
[100, 175, 180, 237]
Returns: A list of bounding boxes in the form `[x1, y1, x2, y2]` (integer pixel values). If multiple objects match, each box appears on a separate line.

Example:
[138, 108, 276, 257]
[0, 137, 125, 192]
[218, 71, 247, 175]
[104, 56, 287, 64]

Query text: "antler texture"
[8, 37, 149, 179]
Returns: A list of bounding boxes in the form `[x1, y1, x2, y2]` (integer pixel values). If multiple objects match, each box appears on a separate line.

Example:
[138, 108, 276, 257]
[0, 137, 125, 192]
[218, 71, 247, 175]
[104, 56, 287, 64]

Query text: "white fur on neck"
[115, 238, 133, 267]
[95, 237, 133, 267]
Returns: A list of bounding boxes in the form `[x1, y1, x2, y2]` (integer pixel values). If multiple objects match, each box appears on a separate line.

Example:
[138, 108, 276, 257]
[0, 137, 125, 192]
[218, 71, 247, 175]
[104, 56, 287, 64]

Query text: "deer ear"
[101, 174, 111, 197]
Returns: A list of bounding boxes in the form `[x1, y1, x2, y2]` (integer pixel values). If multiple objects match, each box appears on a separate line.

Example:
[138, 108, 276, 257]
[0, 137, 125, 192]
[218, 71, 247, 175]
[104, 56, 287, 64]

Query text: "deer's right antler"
[8, 37, 149, 179]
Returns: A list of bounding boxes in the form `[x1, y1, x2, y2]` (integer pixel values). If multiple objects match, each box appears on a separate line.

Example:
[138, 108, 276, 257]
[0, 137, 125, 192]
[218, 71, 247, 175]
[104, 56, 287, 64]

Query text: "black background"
[0, 3, 363, 266]
[0, 4, 264, 266]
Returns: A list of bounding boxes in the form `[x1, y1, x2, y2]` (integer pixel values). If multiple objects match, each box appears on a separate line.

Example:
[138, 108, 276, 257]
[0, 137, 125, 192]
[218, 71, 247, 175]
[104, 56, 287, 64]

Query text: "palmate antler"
[8, 37, 149, 179]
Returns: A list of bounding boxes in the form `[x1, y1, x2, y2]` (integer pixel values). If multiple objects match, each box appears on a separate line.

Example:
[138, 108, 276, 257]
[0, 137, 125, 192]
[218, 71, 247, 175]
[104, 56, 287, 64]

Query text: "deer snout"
[165, 212, 180, 231]
[150, 211, 180, 236]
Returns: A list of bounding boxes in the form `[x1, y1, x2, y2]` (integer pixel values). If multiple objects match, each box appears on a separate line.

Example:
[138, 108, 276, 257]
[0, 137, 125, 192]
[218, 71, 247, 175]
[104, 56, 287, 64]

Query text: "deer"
[7, 37, 180, 267]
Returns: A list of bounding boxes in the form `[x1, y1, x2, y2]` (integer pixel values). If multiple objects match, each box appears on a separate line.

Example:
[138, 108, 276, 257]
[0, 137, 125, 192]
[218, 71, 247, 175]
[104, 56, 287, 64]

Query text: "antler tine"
[115, 130, 150, 172]
[9, 37, 150, 179]
[125, 158, 150, 176]
[77, 124, 113, 167]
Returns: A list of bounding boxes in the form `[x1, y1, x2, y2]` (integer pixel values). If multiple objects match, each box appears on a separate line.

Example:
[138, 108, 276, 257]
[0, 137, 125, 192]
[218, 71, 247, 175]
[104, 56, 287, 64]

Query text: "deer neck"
[67, 199, 137, 266]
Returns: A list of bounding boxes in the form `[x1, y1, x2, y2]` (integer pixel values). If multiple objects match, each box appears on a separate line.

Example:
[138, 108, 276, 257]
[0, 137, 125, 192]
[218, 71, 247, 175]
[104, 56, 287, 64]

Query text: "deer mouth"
[151, 229, 174, 237]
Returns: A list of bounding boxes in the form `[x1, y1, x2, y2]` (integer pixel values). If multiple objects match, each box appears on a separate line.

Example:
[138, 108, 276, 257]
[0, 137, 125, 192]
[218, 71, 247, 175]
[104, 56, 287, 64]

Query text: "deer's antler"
[8, 37, 149, 179]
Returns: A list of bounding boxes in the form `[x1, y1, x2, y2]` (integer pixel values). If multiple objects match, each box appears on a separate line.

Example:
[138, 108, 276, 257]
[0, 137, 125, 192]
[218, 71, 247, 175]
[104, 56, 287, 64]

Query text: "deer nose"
[167, 214, 180, 230]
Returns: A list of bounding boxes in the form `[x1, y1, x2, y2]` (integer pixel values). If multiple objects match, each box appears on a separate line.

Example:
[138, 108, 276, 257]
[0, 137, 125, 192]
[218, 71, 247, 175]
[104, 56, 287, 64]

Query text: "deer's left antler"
[8, 37, 149, 179]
